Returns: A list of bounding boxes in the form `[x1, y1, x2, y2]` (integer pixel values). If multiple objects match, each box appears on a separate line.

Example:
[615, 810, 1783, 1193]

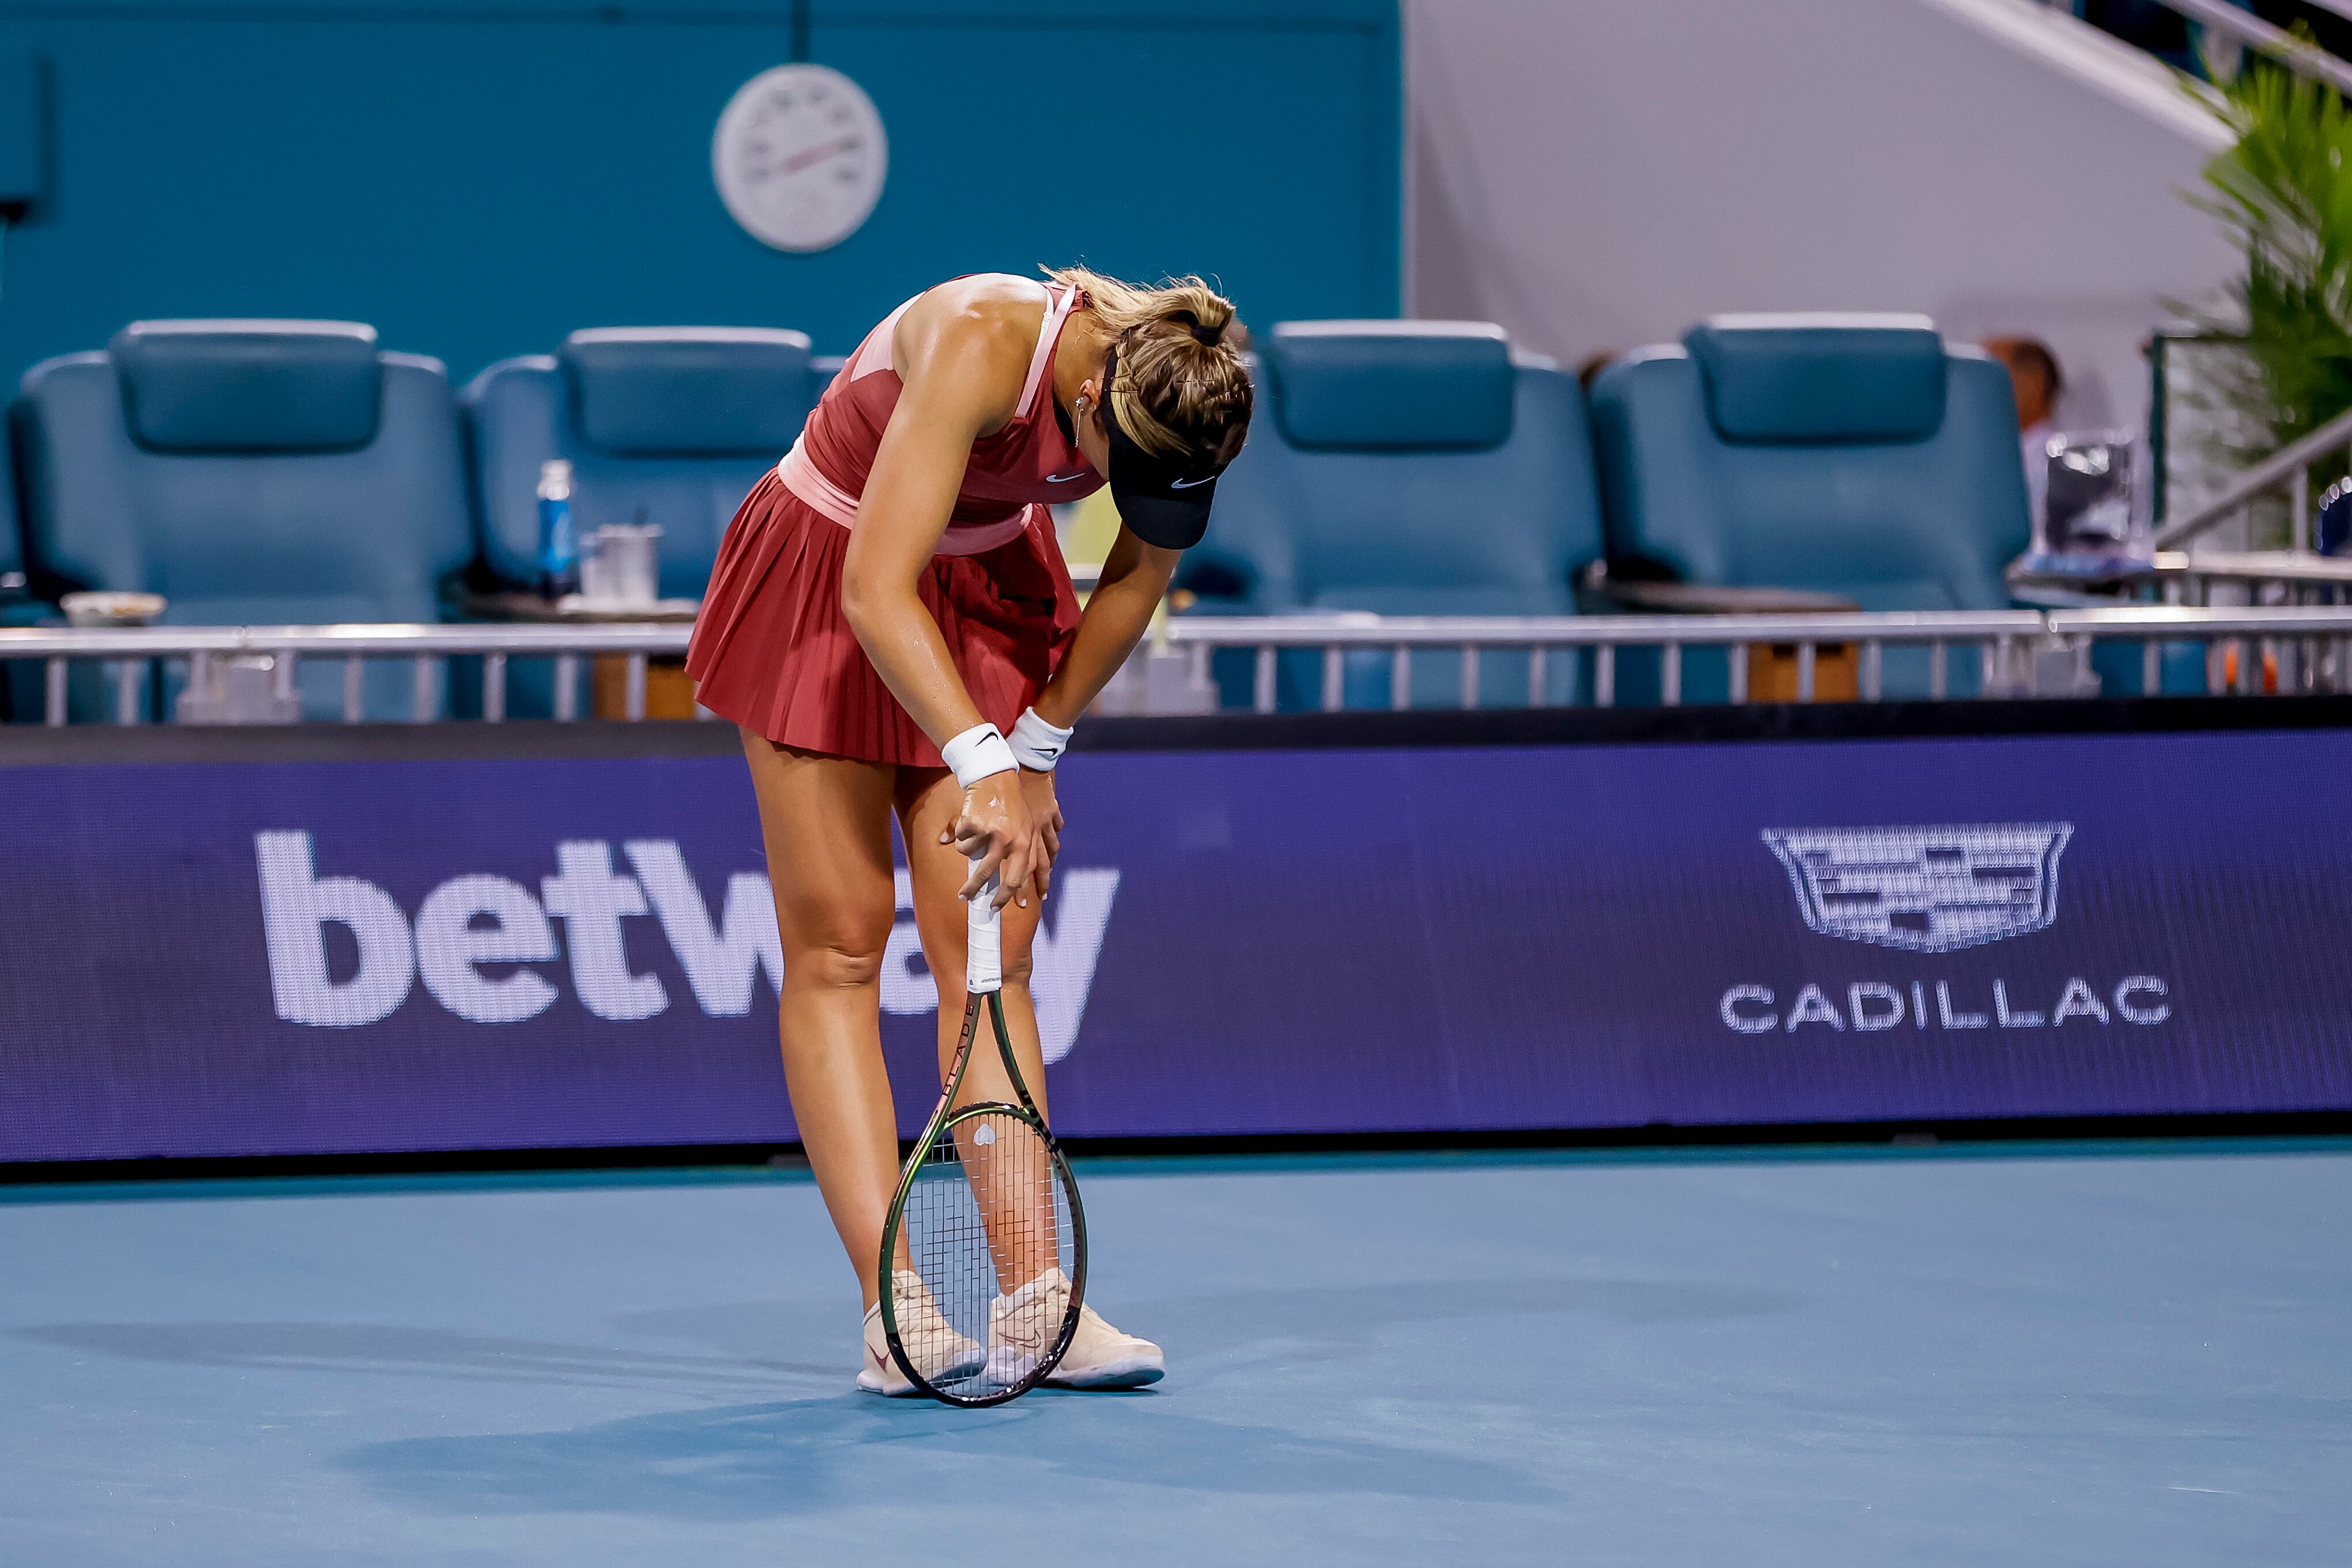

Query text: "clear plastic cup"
[592, 524, 663, 608]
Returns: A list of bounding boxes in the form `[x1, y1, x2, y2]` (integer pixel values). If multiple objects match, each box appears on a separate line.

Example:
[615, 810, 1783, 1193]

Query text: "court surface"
[2, 1142, 2344, 1567]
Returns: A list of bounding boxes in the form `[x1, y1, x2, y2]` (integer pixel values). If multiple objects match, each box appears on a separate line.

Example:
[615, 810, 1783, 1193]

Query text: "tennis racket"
[877, 865, 1087, 1406]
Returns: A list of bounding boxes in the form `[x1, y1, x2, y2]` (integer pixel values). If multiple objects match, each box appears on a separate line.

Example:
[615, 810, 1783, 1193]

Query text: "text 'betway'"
[253, 831, 1118, 1062]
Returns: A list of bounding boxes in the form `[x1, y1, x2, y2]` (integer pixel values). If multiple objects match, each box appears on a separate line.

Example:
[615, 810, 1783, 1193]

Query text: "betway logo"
[252, 831, 1118, 1061]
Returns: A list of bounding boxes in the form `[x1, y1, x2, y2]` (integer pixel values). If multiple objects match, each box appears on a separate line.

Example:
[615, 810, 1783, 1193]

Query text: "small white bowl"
[61, 591, 168, 628]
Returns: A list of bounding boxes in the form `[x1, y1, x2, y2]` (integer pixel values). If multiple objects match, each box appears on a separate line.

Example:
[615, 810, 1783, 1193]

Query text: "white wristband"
[941, 722, 1018, 790]
[1008, 706, 1075, 771]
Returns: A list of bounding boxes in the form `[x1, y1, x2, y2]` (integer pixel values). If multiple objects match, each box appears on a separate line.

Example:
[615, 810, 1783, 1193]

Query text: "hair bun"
[1045, 264, 1252, 464]
[1166, 309, 1222, 348]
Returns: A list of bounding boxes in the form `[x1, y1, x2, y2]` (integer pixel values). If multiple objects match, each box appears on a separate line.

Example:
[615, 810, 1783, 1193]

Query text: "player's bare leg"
[898, 764, 1165, 1389]
[898, 765, 1057, 1295]
[741, 729, 905, 1314]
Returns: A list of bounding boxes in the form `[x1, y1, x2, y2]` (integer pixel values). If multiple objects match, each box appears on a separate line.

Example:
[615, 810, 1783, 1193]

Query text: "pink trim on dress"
[850, 297, 917, 382]
[775, 282, 1074, 558]
[1016, 284, 1077, 418]
[776, 436, 861, 527]
[775, 437, 1034, 557]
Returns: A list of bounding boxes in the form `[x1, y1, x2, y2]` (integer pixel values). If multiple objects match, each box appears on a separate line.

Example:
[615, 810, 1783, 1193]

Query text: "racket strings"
[895, 1106, 1075, 1398]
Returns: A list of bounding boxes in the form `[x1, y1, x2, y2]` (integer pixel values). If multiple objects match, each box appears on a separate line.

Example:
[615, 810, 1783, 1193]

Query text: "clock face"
[712, 63, 888, 254]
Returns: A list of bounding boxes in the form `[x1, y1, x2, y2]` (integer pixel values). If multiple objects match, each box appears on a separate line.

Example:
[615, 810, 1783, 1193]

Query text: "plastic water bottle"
[537, 459, 579, 599]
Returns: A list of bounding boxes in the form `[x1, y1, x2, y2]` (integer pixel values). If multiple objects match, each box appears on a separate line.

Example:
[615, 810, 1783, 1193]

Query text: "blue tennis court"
[3, 1142, 2342, 1566]
[14, 0, 2352, 1559]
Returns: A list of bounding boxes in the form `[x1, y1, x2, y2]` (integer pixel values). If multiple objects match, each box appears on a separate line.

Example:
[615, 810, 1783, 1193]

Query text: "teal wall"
[0, 0, 1400, 393]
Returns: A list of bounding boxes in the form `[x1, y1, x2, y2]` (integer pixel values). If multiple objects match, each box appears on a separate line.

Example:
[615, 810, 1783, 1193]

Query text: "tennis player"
[686, 269, 1252, 1394]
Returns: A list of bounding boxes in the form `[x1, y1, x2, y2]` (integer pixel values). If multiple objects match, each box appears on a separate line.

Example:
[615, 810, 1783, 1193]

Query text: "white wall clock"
[712, 63, 888, 253]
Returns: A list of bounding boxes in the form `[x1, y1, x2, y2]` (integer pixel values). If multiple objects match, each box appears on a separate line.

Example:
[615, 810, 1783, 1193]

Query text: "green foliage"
[2186, 53, 2352, 497]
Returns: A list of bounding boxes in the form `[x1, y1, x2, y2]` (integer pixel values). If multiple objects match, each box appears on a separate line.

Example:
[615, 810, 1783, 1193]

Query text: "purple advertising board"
[2, 720, 2350, 1164]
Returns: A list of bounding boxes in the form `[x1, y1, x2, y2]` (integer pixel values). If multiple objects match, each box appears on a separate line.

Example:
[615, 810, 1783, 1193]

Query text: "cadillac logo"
[1761, 824, 2073, 954]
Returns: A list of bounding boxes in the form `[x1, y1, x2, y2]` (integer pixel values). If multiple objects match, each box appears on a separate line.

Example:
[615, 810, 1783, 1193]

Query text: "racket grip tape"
[966, 866, 1003, 995]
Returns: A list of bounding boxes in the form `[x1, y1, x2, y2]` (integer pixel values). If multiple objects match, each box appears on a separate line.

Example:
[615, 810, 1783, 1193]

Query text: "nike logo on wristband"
[1010, 707, 1074, 771]
[1169, 475, 1214, 490]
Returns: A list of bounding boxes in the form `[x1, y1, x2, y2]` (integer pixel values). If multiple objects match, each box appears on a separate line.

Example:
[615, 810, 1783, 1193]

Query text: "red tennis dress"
[687, 283, 1094, 766]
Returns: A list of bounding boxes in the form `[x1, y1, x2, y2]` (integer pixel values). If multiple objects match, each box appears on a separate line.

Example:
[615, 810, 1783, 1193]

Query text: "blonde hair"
[1045, 266, 1254, 467]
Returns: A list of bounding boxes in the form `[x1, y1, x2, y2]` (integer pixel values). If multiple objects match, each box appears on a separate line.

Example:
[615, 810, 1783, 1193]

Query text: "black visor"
[1098, 345, 1235, 550]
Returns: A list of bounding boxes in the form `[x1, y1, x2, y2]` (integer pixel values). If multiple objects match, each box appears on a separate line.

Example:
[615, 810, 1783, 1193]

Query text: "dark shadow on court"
[615, 1277, 1795, 1368]
[337, 1393, 1557, 1518]
[14, 1321, 836, 1391]
[16, 1274, 1790, 1399]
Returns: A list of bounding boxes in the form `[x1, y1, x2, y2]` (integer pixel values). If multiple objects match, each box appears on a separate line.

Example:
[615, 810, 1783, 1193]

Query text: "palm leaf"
[2182, 44, 2352, 527]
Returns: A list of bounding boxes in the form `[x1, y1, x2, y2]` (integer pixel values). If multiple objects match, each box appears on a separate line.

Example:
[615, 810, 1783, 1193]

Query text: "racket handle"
[966, 865, 1003, 996]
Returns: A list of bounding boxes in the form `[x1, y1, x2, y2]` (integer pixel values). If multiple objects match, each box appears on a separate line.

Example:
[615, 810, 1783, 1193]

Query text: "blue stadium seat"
[1589, 314, 2030, 700]
[462, 327, 815, 718]
[1184, 321, 1605, 708]
[11, 320, 473, 719]
[464, 328, 816, 601]
[1590, 315, 2028, 609]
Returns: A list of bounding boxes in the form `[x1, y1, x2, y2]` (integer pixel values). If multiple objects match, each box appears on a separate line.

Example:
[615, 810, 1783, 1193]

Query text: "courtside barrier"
[2, 703, 2349, 1166]
[12, 604, 2352, 723]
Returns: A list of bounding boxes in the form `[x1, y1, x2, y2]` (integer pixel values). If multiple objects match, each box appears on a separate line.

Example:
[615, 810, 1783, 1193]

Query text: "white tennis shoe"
[856, 1269, 986, 1396]
[987, 1267, 1165, 1390]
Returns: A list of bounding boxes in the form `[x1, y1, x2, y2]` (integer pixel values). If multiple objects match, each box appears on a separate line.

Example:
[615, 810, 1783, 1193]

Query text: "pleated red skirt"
[687, 471, 1081, 767]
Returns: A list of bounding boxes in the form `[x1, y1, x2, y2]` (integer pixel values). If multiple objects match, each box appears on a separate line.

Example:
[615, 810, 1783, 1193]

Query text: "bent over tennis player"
[686, 269, 1253, 1394]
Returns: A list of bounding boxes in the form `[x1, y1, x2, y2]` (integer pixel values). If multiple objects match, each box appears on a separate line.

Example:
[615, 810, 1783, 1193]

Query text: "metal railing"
[2162, 0, 2352, 95]
[1159, 606, 2352, 710]
[2155, 404, 2352, 553]
[2012, 547, 2352, 606]
[1158, 610, 2043, 710]
[2042, 602, 2352, 695]
[0, 622, 696, 726]
[2040, 0, 2352, 97]
[13, 605, 2352, 726]
[2144, 549, 2352, 587]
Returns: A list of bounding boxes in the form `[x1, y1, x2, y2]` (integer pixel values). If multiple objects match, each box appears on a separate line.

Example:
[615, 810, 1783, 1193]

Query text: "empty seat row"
[1591, 316, 2028, 613]
[1197, 313, 2028, 612]
[1184, 313, 2033, 705]
[12, 322, 472, 719]
[2, 310, 2045, 719]
[3, 320, 828, 718]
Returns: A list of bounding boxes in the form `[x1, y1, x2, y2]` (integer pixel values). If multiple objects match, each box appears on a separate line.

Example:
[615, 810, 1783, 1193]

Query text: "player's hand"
[1021, 767, 1063, 901]
[946, 772, 1037, 909]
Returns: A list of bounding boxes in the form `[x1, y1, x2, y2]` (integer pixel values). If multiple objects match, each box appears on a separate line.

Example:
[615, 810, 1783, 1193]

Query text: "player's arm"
[842, 297, 1027, 744]
[1009, 526, 1178, 903]
[841, 290, 1038, 904]
[1033, 524, 1180, 726]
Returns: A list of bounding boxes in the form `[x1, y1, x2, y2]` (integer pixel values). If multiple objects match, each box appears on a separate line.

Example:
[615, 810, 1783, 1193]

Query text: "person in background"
[1983, 336, 2063, 534]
